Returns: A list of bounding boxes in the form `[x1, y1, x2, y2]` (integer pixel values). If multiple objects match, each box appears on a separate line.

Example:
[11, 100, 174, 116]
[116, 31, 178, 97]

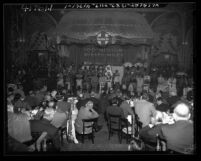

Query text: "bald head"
[173, 103, 191, 120]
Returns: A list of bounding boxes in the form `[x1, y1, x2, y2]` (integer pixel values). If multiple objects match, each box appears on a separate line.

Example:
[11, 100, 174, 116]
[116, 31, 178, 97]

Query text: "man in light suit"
[139, 101, 194, 154]
[134, 93, 157, 128]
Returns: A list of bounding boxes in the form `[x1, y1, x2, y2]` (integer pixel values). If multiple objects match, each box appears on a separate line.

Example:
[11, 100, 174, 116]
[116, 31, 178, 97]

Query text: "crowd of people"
[6, 63, 194, 153]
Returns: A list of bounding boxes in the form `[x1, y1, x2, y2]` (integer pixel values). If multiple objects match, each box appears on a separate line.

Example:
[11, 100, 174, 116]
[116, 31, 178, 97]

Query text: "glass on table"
[127, 115, 132, 124]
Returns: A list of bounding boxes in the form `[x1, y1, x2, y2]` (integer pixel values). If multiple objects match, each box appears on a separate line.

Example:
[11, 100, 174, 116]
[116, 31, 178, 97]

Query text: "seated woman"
[75, 100, 99, 134]
[29, 107, 61, 151]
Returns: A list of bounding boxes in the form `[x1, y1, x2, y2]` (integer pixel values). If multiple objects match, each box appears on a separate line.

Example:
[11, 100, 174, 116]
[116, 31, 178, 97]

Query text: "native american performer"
[105, 65, 113, 93]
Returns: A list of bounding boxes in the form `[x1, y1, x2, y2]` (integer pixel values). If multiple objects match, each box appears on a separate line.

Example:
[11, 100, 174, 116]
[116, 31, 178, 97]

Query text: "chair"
[120, 118, 132, 144]
[76, 117, 98, 144]
[58, 127, 68, 145]
[144, 134, 167, 152]
[107, 114, 121, 143]
[133, 109, 143, 138]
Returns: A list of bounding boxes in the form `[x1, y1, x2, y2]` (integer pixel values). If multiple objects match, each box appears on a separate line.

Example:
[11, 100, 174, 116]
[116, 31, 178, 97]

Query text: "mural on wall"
[151, 12, 182, 66]
[152, 32, 178, 55]
[58, 45, 70, 57]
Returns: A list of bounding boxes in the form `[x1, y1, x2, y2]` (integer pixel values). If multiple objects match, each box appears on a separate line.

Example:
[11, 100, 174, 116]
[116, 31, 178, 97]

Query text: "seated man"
[139, 101, 194, 154]
[119, 95, 134, 119]
[29, 107, 60, 151]
[106, 97, 124, 120]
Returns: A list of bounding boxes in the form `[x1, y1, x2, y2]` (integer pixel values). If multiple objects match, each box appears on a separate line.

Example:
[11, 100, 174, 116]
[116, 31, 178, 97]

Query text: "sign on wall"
[96, 31, 112, 46]
[83, 45, 123, 65]
[84, 46, 123, 57]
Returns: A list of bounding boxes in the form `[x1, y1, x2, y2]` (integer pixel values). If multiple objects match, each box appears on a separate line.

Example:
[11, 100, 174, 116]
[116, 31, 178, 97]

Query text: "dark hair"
[14, 93, 22, 102]
[111, 97, 119, 105]
[142, 93, 149, 100]
[8, 87, 14, 92]
[156, 97, 163, 102]
[187, 90, 193, 101]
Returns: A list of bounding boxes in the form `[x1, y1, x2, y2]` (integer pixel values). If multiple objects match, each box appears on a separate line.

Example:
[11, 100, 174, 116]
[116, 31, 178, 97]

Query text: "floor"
[61, 119, 129, 151]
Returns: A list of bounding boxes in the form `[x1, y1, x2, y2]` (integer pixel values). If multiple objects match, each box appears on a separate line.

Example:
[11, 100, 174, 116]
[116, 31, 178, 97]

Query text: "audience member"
[155, 97, 169, 112]
[134, 93, 156, 128]
[139, 101, 194, 154]
[75, 100, 99, 134]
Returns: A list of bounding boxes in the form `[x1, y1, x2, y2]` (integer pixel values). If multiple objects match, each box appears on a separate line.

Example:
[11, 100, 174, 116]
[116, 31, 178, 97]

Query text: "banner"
[83, 45, 123, 65]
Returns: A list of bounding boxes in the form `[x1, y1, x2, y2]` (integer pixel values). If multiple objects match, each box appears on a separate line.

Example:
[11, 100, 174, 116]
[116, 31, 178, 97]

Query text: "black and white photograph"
[3, 2, 196, 156]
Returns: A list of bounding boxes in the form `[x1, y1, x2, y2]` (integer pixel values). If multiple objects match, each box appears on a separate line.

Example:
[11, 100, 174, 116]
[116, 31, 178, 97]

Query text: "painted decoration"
[151, 12, 182, 57]
[58, 45, 70, 57]
[96, 31, 111, 46]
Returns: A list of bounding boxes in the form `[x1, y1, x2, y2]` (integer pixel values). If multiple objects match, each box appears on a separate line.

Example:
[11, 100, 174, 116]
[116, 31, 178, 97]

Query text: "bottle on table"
[43, 139, 47, 152]
[156, 133, 161, 151]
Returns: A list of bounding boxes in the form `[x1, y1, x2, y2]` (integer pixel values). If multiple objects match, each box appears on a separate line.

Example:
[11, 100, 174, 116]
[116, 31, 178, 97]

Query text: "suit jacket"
[161, 120, 194, 154]
[156, 103, 170, 112]
[120, 101, 134, 118]
[106, 105, 124, 119]
[167, 96, 180, 107]
[139, 120, 194, 154]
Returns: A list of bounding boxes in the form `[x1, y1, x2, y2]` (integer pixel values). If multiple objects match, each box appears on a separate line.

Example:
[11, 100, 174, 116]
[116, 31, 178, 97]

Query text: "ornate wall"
[5, 3, 195, 72]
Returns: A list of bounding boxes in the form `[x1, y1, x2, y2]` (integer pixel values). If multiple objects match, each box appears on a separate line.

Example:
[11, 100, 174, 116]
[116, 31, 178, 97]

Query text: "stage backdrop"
[58, 44, 150, 66]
